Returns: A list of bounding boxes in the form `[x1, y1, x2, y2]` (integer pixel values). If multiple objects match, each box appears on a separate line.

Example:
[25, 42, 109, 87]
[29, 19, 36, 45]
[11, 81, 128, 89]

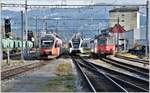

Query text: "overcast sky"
[2, 0, 147, 4]
[1, 0, 148, 11]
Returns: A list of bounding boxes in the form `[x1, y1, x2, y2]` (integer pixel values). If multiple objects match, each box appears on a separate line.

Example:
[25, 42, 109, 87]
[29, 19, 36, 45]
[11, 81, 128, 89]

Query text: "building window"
[121, 20, 125, 22]
[121, 14, 125, 16]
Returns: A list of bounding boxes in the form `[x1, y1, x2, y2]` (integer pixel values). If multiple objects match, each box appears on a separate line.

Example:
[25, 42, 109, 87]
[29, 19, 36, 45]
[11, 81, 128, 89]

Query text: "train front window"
[107, 38, 113, 44]
[41, 41, 54, 48]
[73, 43, 80, 48]
[98, 39, 105, 44]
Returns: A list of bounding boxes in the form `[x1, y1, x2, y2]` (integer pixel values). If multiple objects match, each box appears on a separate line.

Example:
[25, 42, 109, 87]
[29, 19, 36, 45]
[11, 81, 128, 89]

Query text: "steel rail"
[79, 57, 149, 91]
[100, 58, 149, 79]
[78, 57, 149, 92]
[78, 61, 148, 92]
[71, 56, 96, 92]
[104, 57, 149, 75]
[78, 61, 128, 92]
[72, 56, 127, 92]
[1, 61, 49, 80]
[115, 55, 149, 65]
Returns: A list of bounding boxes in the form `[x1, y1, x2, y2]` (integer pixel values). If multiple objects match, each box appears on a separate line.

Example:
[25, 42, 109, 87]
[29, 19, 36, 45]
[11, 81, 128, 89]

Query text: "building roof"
[110, 24, 126, 33]
[109, 7, 139, 12]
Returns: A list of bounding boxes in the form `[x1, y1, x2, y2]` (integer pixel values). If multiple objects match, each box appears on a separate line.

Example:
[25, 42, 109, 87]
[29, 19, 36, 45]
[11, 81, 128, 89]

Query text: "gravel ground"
[1, 58, 78, 92]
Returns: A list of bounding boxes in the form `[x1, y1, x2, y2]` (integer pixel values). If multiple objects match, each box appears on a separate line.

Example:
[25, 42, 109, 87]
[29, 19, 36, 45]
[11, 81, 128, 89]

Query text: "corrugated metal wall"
[124, 30, 134, 49]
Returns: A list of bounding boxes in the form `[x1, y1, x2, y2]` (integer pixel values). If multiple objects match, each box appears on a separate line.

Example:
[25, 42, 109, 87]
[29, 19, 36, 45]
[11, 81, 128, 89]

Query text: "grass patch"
[55, 61, 73, 75]
[63, 75, 74, 80]
[40, 75, 75, 92]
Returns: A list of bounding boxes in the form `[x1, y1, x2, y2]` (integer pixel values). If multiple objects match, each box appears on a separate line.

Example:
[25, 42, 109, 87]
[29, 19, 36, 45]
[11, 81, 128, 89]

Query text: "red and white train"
[40, 33, 62, 59]
[91, 34, 115, 57]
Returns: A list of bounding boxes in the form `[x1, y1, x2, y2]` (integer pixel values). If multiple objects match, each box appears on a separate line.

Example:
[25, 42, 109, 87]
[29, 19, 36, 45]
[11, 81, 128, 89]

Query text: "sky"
[1, 0, 147, 5]
[1, 0, 148, 11]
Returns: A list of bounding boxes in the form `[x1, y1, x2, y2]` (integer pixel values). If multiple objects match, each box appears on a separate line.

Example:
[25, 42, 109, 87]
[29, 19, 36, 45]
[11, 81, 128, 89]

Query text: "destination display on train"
[72, 39, 80, 42]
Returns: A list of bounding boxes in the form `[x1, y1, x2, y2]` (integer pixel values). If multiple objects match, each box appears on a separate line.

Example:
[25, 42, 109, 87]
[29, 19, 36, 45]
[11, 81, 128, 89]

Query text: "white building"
[109, 7, 140, 31]
[109, 7, 140, 49]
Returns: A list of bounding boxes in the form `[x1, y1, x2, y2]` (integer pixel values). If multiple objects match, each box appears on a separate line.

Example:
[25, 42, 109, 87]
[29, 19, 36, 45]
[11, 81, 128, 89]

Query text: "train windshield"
[72, 38, 80, 48]
[98, 38, 105, 44]
[41, 41, 54, 48]
[73, 43, 80, 48]
[107, 38, 113, 44]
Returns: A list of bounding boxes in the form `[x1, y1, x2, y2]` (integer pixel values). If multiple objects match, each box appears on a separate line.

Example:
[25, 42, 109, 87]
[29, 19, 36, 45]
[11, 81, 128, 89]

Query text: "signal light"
[27, 31, 34, 41]
[4, 19, 11, 38]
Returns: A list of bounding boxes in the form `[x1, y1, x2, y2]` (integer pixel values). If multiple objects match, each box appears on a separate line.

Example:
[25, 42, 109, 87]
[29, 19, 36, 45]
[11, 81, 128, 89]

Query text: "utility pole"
[147, 1, 150, 61]
[35, 16, 38, 48]
[21, 11, 24, 62]
[0, 1, 2, 63]
[25, 0, 28, 56]
[145, 0, 149, 58]
[35, 16, 38, 39]
[44, 16, 48, 34]
[145, 0, 149, 57]
[35, 16, 38, 57]
[117, 16, 120, 52]
[25, 0, 28, 41]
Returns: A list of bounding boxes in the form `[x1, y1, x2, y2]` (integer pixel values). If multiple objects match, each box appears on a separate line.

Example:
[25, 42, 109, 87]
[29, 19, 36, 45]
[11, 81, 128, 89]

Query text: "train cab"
[40, 34, 62, 58]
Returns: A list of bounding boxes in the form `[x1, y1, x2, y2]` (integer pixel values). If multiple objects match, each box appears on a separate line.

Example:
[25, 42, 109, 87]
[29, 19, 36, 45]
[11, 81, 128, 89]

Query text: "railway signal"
[4, 18, 11, 38]
[27, 31, 34, 41]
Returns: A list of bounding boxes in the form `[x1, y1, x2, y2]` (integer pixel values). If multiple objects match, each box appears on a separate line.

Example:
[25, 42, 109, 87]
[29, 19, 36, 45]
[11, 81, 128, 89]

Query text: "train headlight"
[106, 47, 109, 50]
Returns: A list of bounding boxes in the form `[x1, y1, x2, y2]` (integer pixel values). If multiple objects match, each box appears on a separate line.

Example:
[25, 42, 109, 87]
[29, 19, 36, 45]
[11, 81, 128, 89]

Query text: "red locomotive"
[91, 34, 115, 57]
[40, 33, 62, 59]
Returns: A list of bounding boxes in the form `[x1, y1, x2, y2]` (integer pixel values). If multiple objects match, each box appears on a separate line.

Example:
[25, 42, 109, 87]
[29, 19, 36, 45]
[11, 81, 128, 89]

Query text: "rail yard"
[0, 0, 150, 92]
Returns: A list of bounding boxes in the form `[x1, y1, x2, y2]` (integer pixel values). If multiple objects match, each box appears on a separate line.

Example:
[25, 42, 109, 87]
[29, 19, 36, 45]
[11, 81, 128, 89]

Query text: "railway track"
[1, 61, 49, 80]
[71, 55, 149, 92]
[115, 55, 149, 65]
[100, 57, 149, 79]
